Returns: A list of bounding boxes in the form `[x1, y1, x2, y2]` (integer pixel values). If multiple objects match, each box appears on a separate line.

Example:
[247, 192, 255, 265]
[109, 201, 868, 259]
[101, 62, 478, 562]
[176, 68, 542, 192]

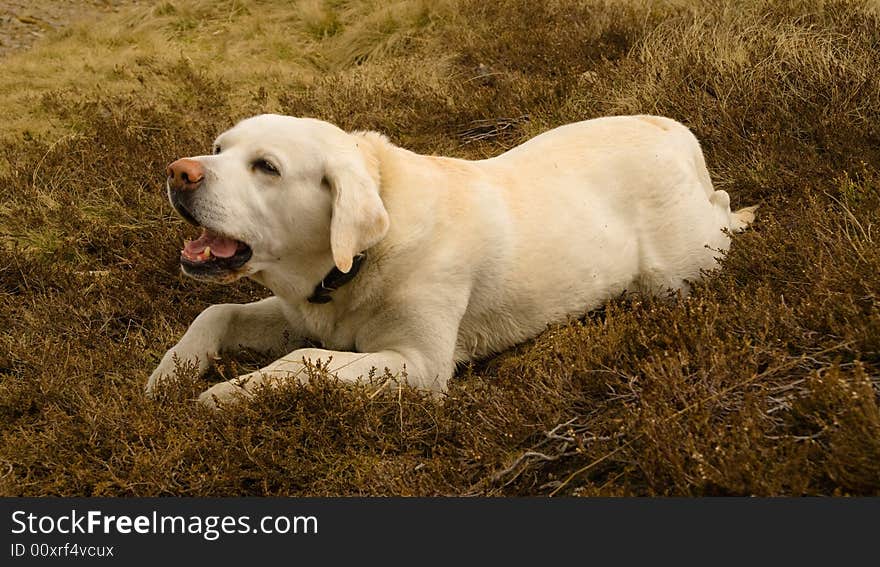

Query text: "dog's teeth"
[194, 246, 212, 262]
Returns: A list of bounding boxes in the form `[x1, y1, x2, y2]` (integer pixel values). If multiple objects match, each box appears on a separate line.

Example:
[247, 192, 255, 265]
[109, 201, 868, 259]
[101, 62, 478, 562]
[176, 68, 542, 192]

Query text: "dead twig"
[458, 115, 529, 145]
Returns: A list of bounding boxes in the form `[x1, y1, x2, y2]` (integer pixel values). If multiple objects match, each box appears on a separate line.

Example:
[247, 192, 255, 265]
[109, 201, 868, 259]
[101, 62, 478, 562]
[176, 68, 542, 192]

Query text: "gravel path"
[0, 1, 140, 57]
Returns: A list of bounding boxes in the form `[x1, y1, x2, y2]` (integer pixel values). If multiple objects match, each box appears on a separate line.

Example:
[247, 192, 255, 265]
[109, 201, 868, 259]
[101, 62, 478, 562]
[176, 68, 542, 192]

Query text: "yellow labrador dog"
[146, 114, 756, 406]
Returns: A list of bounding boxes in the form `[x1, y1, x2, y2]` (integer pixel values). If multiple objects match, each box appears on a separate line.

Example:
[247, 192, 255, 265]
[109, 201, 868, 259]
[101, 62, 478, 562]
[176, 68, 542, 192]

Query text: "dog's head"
[165, 114, 389, 286]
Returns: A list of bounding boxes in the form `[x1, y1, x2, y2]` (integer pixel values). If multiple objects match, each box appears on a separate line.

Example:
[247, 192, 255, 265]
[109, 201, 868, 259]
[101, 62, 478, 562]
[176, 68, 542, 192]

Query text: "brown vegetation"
[0, 0, 878, 496]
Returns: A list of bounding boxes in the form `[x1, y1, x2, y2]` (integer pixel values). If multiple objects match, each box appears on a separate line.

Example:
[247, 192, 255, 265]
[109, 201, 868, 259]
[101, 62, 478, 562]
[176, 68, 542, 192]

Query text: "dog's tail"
[730, 204, 759, 232]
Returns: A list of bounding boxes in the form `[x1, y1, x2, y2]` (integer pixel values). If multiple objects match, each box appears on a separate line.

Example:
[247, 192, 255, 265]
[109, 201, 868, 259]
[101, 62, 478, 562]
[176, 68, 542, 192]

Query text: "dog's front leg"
[197, 294, 468, 408]
[197, 347, 452, 408]
[146, 296, 299, 396]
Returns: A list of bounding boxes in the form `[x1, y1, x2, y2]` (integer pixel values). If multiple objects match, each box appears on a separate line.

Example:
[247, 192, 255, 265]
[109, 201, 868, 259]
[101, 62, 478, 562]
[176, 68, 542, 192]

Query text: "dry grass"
[1, 0, 878, 496]
[0, 0, 450, 138]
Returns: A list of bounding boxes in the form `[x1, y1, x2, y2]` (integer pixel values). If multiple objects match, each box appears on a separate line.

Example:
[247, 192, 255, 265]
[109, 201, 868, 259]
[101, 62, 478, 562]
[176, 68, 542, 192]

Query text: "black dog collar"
[307, 253, 366, 304]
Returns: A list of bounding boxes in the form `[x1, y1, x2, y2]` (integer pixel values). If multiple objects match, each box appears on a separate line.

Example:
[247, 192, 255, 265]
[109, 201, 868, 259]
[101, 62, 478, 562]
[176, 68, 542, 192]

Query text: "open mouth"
[168, 186, 253, 280]
[180, 227, 253, 277]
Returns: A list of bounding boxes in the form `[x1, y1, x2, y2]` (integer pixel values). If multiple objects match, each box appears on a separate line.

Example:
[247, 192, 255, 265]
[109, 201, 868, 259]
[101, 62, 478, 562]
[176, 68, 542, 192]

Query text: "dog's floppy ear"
[325, 150, 389, 273]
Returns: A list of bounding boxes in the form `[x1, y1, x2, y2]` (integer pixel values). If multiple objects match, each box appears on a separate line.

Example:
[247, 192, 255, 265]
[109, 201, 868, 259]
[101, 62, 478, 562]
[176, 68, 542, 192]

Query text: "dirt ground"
[0, 0, 139, 56]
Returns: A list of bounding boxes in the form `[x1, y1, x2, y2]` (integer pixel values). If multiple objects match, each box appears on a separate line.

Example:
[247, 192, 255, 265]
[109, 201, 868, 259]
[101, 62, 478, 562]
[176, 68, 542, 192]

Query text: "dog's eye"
[253, 159, 280, 176]
[213, 145, 221, 155]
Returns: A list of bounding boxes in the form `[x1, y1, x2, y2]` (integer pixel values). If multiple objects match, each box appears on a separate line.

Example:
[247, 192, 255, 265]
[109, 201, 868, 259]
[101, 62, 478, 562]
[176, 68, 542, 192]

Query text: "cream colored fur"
[145, 114, 755, 407]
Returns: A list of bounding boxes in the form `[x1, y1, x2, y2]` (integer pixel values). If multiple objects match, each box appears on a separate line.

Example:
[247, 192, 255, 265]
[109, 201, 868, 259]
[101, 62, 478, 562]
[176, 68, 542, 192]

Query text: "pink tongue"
[182, 228, 239, 260]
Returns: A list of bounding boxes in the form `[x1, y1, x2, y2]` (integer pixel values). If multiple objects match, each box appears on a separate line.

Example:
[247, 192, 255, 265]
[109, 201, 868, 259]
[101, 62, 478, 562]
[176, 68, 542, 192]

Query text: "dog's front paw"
[197, 378, 254, 410]
[145, 358, 178, 398]
[145, 348, 207, 398]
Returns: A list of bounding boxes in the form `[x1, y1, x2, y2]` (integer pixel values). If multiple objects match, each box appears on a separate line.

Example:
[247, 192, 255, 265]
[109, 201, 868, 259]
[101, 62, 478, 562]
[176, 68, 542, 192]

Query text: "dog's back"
[451, 115, 755, 360]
